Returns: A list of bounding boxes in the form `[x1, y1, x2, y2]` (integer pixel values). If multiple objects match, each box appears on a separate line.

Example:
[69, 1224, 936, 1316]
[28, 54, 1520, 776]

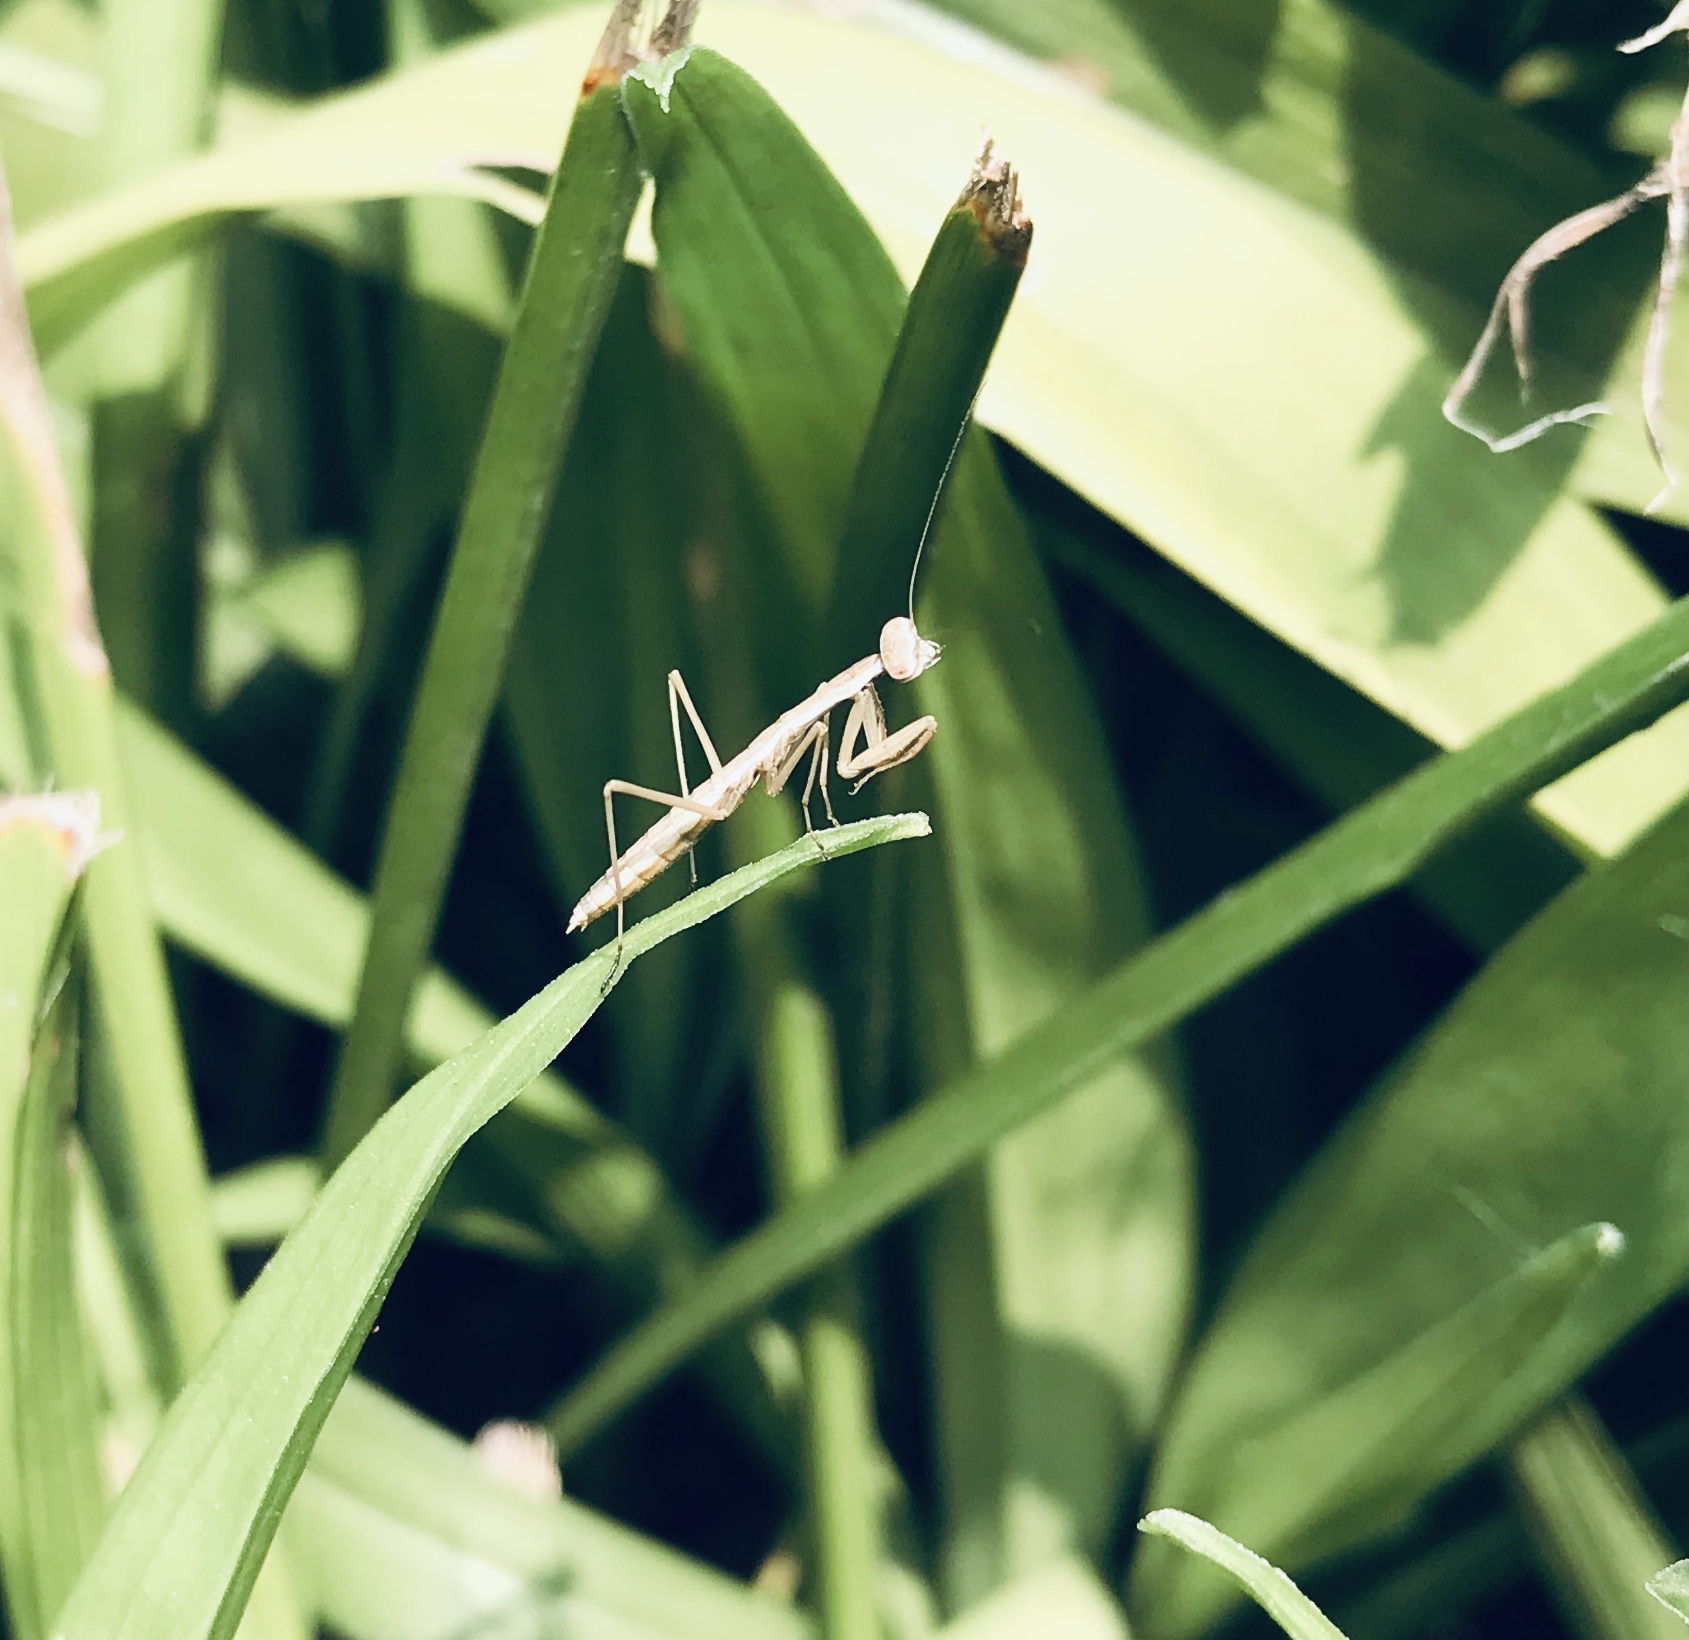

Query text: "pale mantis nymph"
[567, 614, 942, 950]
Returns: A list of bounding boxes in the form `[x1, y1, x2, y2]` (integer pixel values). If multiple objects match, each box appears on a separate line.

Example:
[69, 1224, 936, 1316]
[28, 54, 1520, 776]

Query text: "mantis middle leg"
[668, 668, 723, 886]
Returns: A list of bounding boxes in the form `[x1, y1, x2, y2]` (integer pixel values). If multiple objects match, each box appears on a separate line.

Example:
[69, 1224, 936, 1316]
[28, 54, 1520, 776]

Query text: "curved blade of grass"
[12, 975, 104, 1640]
[1137, 1512, 1347, 1640]
[545, 594, 1689, 1455]
[1, 142, 229, 1401]
[0, 799, 99, 1640]
[116, 696, 795, 1468]
[318, 10, 660, 1169]
[1153, 1222, 1625, 1602]
[47, 812, 926, 1640]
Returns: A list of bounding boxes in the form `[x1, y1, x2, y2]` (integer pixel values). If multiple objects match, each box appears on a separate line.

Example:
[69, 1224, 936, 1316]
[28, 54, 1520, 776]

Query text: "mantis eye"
[880, 616, 942, 681]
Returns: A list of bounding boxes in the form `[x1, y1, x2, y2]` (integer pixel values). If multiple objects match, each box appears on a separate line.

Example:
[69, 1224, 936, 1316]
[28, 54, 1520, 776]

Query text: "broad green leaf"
[48, 813, 926, 1640]
[1133, 792, 1689, 1638]
[623, 46, 1191, 1592]
[294, 1377, 811, 1640]
[17, 2, 1689, 860]
[1137, 1512, 1345, 1640]
[923, 0, 1681, 530]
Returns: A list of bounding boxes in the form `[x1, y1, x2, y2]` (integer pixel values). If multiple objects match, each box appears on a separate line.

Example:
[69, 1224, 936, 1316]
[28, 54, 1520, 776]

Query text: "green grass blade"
[0, 797, 96, 1640]
[1150, 1222, 1623, 1613]
[1136, 1512, 1347, 1640]
[500, 264, 708, 1148]
[12, 974, 105, 1637]
[545, 594, 1689, 1454]
[319, 11, 657, 1169]
[1506, 1400, 1686, 1640]
[826, 141, 1029, 660]
[47, 813, 926, 1640]
[117, 695, 795, 1464]
[730, 796, 883, 1640]
[1133, 788, 1689, 1631]
[0, 148, 229, 1395]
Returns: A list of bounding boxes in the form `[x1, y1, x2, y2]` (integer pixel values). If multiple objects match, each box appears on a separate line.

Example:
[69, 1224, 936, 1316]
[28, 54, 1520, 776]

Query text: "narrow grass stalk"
[732, 800, 881, 1640]
[0, 160, 231, 1395]
[12, 977, 105, 1637]
[0, 799, 97, 1640]
[545, 594, 1689, 1452]
[1505, 1398, 1685, 1640]
[89, 0, 227, 727]
[318, 3, 674, 1170]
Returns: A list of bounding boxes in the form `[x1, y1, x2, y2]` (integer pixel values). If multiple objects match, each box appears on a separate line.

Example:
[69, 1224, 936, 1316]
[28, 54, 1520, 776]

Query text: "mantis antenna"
[907, 399, 975, 624]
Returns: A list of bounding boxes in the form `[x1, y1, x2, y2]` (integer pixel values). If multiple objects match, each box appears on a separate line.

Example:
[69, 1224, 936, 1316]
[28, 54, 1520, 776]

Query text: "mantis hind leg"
[597, 778, 732, 980]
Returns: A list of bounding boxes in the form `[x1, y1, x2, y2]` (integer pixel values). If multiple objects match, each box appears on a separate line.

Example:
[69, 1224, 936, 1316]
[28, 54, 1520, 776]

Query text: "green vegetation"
[6, 2, 1689, 1637]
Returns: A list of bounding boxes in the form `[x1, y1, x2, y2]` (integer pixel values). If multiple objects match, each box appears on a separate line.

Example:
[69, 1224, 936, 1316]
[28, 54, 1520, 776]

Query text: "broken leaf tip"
[583, 0, 701, 94]
[959, 138, 1032, 263]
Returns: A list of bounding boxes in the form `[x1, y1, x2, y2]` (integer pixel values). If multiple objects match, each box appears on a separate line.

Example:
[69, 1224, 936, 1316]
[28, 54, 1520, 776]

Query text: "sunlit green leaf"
[17, 2, 1689, 860]
[1135, 791, 1689, 1636]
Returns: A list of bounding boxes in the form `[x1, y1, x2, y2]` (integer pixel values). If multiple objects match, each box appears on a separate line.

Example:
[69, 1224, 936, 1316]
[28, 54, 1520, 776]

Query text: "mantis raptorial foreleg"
[838, 683, 937, 790]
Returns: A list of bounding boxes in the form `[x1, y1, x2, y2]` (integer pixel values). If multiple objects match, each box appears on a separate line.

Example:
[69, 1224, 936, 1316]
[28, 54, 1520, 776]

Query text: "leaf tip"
[583, 0, 701, 95]
[958, 138, 1032, 265]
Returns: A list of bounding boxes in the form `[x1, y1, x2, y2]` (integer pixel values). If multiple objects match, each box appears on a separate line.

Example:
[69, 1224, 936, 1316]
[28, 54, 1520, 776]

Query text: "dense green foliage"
[7, 1, 1689, 1638]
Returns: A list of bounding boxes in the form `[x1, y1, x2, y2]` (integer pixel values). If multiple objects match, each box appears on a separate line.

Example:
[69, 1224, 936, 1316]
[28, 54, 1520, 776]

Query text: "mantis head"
[880, 616, 941, 681]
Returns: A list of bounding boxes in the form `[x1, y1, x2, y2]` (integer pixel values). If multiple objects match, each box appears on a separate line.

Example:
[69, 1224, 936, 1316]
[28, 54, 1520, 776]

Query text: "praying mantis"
[567, 614, 942, 950]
